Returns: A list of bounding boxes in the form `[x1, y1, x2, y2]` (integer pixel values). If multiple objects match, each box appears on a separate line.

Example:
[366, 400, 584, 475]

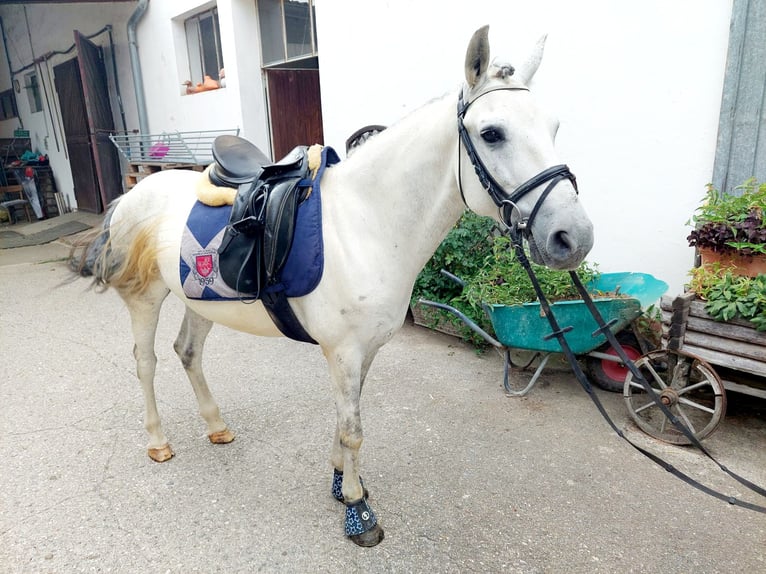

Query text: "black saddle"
[213, 135, 311, 299]
[210, 134, 307, 187]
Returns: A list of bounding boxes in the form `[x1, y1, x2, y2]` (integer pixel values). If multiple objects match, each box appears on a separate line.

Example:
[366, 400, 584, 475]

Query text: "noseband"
[457, 87, 578, 242]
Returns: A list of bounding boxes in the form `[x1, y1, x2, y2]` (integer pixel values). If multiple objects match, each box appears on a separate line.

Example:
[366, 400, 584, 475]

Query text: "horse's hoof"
[349, 524, 385, 547]
[345, 498, 382, 546]
[208, 429, 235, 444]
[148, 444, 174, 462]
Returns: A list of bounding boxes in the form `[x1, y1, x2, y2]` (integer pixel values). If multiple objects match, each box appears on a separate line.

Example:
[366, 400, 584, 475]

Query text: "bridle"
[457, 86, 577, 243]
[456, 84, 766, 514]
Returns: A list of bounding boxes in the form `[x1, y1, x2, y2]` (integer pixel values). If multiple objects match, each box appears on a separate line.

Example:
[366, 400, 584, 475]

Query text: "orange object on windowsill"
[182, 76, 220, 95]
[201, 75, 219, 90]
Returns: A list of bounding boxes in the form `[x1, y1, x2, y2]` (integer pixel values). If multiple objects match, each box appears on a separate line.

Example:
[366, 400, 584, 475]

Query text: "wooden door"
[266, 69, 323, 159]
[54, 33, 122, 213]
[712, 0, 766, 194]
[74, 31, 122, 209]
[54, 58, 100, 213]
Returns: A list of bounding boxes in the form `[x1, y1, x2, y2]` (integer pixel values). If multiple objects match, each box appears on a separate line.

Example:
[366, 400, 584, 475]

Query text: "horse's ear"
[465, 25, 490, 88]
[516, 34, 547, 85]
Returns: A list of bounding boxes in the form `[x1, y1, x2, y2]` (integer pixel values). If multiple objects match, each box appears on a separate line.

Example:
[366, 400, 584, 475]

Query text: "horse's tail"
[69, 198, 162, 297]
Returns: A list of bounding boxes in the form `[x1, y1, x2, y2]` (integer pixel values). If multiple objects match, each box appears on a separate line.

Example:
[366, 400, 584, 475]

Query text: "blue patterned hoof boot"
[345, 498, 384, 547]
[331, 468, 369, 502]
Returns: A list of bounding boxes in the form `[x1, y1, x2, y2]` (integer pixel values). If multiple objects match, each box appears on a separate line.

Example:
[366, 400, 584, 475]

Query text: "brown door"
[53, 32, 122, 213]
[74, 31, 122, 209]
[54, 58, 100, 212]
[266, 69, 323, 159]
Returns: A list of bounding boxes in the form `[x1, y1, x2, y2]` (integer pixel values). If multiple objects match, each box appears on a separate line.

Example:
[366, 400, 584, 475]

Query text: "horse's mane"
[340, 90, 456, 167]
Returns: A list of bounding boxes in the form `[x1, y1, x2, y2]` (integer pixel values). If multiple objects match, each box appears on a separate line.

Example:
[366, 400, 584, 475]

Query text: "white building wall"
[134, 0, 267, 149]
[0, 1, 735, 295]
[314, 0, 734, 295]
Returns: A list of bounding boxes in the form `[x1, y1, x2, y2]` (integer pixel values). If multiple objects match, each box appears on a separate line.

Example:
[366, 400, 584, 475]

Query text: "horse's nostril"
[552, 230, 573, 254]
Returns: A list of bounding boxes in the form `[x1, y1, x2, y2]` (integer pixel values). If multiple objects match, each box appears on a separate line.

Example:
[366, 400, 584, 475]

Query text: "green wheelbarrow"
[418, 271, 668, 396]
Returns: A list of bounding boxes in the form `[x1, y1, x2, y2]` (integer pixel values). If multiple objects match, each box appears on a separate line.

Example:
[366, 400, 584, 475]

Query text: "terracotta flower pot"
[699, 247, 766, 277]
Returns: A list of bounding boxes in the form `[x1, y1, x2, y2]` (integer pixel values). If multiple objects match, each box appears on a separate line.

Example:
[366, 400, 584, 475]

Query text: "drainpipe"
[127, 0, 149, 135]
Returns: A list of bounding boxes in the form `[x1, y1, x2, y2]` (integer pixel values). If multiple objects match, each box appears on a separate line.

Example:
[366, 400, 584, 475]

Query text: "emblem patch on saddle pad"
[180, 203, 244, 300]
[193, 251, 216, 282]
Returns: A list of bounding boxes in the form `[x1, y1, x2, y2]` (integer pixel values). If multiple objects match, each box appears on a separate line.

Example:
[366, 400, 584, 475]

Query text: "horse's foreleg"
[122, 282, 173, 462]
[174, 308, 234, 445]
[325, 347, 384, 546]
[330, 354, 375, 494]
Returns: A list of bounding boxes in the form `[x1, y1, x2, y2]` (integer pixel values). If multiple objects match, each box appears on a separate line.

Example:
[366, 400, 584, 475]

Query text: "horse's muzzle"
[529, 221, 594, 270]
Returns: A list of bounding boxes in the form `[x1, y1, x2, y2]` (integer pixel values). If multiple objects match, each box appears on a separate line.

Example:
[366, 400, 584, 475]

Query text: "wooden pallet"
[661, 293, 766, 398]
[125, 162, 205, 191]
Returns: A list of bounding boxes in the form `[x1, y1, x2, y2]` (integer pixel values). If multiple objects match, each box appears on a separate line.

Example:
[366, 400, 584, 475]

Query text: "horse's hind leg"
[122, 281, 174, 462]
[174, 308, 234, 445]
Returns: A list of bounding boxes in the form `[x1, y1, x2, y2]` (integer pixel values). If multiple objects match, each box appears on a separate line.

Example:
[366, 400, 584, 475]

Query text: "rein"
[457, 84, 766, 513]
[509, 214, 766, 513]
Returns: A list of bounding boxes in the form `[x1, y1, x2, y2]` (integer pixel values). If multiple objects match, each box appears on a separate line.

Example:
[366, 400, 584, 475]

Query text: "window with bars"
[258, 0, 317, 66]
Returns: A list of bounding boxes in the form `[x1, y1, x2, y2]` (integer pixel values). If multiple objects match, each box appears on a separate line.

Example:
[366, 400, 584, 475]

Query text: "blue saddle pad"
[179, 147, 338, 300]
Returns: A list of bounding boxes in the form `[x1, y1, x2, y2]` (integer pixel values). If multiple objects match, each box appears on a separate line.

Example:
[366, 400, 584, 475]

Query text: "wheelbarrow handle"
[439, 269, 465, 288]
[416, 298, 504, 348]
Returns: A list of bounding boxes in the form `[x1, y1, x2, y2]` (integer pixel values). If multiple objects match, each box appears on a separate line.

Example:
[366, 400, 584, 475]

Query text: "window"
[258, 0, 317, 66]
[185, 7, 224, 84]
[24, 72, 43, 113]
[0, 89, 17, 121]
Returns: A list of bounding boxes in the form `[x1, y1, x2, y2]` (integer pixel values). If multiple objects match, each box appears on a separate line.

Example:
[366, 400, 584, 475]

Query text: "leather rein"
[457, 86, 766, 513]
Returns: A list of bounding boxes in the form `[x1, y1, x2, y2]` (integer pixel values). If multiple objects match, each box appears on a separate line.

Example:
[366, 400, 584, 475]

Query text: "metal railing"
[109, 128, 239, 165]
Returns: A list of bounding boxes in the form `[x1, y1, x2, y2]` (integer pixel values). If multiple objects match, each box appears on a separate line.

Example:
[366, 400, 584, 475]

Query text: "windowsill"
[182, 86, 226, 96]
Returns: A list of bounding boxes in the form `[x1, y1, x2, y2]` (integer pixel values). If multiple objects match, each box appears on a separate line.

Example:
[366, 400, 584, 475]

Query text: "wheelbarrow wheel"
[585, 332, 642, 393]
[623, 349, 726, 444]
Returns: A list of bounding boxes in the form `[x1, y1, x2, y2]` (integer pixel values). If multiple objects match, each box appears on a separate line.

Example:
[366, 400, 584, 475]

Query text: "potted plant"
[687, 178, 766, 276]
[683, 178, 766, 331]
[687, 262, 766, 331]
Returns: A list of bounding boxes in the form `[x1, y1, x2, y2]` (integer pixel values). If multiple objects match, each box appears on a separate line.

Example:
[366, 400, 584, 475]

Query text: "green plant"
[412, 215, 600, 348]
[412, 211, 497, 303]
[460, 235, 599, 310]
[411, 211, 498, 347]
[634, 303, 663, 348]
[687, 178, 766, 256]
[687, 263, 766, 330]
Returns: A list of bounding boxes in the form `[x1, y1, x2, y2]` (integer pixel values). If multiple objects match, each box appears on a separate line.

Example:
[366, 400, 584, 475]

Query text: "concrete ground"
[1, 216, 765, 573]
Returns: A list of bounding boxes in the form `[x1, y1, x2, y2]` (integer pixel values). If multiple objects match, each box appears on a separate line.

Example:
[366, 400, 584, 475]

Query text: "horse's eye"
[480, 128, 504, 144]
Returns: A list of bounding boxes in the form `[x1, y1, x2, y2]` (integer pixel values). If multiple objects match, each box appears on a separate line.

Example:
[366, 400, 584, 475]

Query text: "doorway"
[266, 68, 324, 160]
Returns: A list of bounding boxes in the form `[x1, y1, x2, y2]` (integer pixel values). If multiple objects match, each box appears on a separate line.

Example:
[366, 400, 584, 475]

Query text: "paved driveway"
[1, 241, 765, 573]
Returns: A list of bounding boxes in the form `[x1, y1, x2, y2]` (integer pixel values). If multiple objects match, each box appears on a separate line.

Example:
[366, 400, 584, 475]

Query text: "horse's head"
[457, 25, 594, 270]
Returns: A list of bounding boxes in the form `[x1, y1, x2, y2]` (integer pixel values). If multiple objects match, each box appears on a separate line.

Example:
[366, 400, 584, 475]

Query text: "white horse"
[72, 26, 593, 546]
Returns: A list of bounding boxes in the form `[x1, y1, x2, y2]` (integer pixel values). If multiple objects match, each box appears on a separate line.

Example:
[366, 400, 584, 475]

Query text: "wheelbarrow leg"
[504, 351, 552, 396]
